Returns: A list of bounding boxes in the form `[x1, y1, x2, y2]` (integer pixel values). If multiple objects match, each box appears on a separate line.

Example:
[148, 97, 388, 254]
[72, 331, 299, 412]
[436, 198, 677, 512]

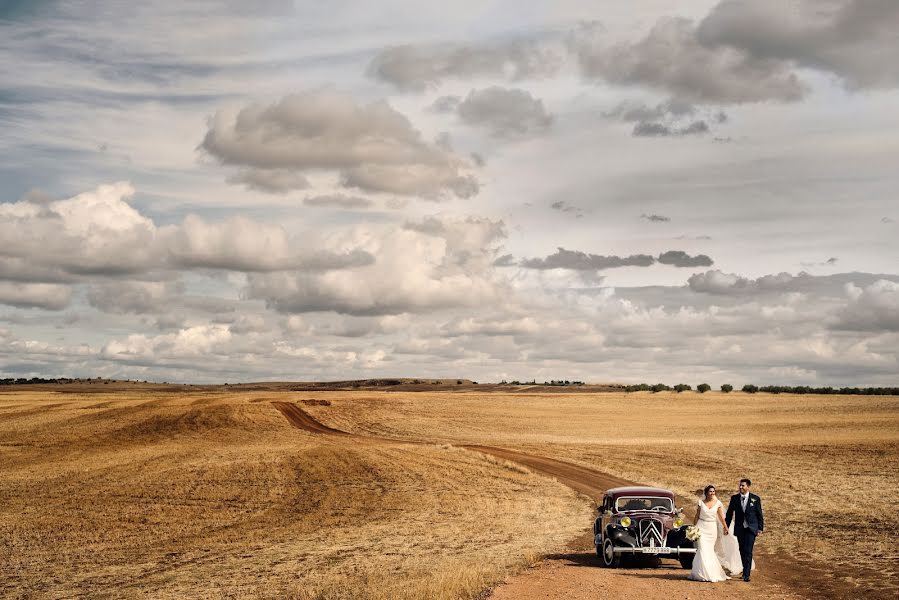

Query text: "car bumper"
[612, 547, 696, 555]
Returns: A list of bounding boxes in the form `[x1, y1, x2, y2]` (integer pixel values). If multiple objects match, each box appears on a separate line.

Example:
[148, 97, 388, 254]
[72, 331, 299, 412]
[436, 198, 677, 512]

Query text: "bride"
[688, 484, 743, 581]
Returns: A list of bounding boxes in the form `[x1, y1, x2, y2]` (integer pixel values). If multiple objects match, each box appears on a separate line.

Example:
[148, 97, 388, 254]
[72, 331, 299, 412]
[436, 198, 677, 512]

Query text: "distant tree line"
[2, 377, 87, 385]
[742, 384, 899, 395]
[623, 382, 899, 395]
[498, 380, 585, 386]
[0, 377, 150, 385]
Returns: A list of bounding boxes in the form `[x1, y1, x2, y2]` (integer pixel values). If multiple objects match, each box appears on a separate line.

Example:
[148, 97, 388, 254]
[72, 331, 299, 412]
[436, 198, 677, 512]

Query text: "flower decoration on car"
[673, 516, 684, 528]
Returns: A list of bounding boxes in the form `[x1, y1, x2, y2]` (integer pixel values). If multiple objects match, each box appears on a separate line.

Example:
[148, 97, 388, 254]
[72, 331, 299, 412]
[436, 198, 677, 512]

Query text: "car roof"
[604, 486, 676, 499]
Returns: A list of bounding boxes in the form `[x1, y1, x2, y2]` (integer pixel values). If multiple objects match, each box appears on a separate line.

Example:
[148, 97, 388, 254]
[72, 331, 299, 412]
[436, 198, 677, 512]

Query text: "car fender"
[605, 524, 637, 548]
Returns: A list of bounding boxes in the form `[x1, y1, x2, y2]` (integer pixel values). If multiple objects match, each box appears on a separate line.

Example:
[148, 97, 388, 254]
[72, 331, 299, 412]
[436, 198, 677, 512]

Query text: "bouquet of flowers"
[685, 525, 701, 542]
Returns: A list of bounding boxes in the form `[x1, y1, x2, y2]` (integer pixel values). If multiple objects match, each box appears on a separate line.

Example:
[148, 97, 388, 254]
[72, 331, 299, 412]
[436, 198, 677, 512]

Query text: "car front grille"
[638, 518, 665, 547]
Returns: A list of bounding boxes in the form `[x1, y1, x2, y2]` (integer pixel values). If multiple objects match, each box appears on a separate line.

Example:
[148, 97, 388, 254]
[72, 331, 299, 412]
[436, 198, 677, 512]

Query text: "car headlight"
[620, 516, 631, 527]
[674, 517, 684, 528]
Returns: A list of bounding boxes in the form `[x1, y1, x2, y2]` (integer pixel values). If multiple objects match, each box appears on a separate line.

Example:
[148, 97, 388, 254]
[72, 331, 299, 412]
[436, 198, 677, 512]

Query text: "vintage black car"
[593, 486, 695, 568]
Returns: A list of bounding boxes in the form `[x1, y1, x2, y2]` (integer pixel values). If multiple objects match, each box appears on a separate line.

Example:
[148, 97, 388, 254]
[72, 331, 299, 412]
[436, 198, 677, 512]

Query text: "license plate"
[642, 548, 668, 554]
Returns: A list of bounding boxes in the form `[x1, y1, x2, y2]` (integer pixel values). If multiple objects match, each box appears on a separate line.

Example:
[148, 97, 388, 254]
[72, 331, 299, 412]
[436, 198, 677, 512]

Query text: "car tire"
[678, 552, 694, 569]
[601, 537, 621, 568]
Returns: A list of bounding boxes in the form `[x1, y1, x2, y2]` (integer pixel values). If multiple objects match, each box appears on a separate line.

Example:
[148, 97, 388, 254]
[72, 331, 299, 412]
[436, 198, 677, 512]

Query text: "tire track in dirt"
[271, 401, 850, 600]
[272, 402, 628, 497]
[271, 401, 352, 436]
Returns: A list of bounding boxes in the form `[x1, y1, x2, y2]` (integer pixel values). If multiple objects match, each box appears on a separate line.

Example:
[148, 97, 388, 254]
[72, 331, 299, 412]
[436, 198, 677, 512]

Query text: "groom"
[725, 478, 764, 582]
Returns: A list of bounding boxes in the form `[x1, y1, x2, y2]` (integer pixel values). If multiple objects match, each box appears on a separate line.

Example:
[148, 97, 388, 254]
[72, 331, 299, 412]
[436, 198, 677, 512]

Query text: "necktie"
[742, 495, 748, 528]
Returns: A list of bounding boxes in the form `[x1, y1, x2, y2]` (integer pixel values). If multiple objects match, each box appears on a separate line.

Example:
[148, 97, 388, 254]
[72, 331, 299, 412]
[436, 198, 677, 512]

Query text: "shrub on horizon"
[721, 384, 733, 393]
[697, 383, 711, 393]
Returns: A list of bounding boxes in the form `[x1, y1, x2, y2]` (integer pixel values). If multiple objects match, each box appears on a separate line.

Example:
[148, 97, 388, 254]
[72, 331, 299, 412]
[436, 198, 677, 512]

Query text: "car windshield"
[615, 496, 673, 512]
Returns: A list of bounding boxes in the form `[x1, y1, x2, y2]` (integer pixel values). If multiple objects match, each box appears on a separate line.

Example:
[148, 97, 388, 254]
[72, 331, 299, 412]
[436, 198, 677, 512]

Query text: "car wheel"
[601, 538, 621, 568]
[678, 553, 694, 569]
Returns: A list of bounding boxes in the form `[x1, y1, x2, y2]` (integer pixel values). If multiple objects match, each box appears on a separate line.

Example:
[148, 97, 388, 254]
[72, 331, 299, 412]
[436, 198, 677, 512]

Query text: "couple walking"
[689, 479, 764, 583]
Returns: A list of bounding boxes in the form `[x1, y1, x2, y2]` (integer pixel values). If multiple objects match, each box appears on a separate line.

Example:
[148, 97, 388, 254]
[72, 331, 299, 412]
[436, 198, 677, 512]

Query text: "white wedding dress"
[716, 521, 749, 576]
[688, 499, 730, 582]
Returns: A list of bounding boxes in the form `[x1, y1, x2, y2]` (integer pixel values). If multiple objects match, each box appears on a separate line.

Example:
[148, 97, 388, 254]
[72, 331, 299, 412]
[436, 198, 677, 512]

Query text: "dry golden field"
[2, 386, 897, 599]
[0, 388, 587, 599]
[302, 389, 899, 598]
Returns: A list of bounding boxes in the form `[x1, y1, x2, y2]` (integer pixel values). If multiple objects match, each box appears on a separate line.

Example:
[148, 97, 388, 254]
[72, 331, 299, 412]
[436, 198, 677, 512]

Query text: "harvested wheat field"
[0, 387, 585, 600]
[301, 389, 899, 599]
[2, 385, 897, 599]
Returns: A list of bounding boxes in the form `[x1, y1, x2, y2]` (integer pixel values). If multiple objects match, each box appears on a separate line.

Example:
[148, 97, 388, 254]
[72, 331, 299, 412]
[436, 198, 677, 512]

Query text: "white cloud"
[368, 38, 562, 90]
[444, 316, 541, 336]
[0, 182, 158, 277]
[1, 4, 898, 386]
[835, 280, 899, 331]
[101, 325, 233, 361]
[247, 216, 508, 315]
[200, 90, 479, 199]
[688, 270, 800, 295]
[164, 215, 373, 272]
[0, 183, 373, 281]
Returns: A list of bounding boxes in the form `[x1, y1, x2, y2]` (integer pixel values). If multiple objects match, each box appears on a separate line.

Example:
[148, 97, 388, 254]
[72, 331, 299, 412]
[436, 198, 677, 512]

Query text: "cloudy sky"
[2, 0, 898, 385]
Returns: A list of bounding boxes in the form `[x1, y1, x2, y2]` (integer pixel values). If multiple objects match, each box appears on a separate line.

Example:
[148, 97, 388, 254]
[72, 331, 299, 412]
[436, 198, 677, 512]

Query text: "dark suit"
[726, 493, 764, 579]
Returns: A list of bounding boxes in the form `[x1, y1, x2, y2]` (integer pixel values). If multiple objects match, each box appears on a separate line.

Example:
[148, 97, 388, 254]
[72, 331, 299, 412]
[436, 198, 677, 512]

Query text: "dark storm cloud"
[430, 95, 461, 113]
[571, 18, 806, 104]
[303, 194, 374, 209]
[450, 87, 553, 138]
[0, 282, 72, 310]
[226, 169, 310, 194]
[657, 250, 713, 267]
[87, 281, 182, 315]
[697, 0, 899, 90]
[493, 254, 515, 267]
[632, 119, 710, 137]
[520, 248, 655, 270]
[551, 200, 582, 217]
[603, 98, 696, 122]
[521, 248, 715, 270]
[574, 1, 899, 107]
[368, 38, 561, 91]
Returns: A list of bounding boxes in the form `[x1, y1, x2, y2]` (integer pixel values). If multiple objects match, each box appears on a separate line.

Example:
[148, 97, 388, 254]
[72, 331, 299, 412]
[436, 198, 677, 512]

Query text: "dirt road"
[271, 402, 836, 600]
